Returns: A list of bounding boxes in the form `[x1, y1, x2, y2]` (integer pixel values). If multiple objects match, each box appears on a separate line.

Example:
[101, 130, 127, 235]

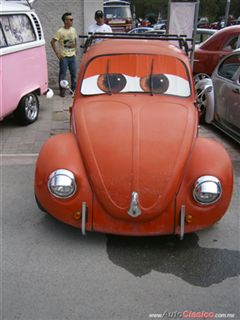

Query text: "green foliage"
[133, 0, 168, 19]
[231, 0, 240, 19]
[132, 0, 240, 21]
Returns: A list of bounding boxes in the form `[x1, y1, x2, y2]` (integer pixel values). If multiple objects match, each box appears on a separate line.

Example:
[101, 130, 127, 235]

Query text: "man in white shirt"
[88, 10, 112, 34]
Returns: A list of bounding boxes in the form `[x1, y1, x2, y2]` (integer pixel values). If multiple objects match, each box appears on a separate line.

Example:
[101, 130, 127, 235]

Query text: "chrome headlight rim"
[193, 175, 222, 206]
[48, 169, 77, 199]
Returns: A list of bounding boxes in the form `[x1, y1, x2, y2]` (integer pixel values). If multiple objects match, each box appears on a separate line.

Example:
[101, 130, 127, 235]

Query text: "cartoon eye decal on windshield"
[97, 73, 127, 93]
[140, 74, 169, 93]
[81, 73, 190, 97]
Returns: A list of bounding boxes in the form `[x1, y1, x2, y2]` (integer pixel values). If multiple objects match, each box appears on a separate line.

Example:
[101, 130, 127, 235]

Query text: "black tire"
[14, 92, 39, 125]
[35, 195, 47, 213]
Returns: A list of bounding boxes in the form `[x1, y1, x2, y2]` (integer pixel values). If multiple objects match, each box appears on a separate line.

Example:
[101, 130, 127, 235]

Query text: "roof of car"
[199, 25, 240, 49]
[0, 0, 33, 12]
[84, 38, 190, 65]
[216, 25, 240, 33]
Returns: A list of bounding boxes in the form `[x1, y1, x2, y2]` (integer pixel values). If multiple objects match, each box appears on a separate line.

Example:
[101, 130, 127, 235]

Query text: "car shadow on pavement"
[106, 233, 240, 287]
[39, 212, 240, 288]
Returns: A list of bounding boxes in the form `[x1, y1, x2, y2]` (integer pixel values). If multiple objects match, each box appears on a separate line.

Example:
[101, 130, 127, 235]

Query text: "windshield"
[104, 7, 132, 19]
[81, 54, 190, 97]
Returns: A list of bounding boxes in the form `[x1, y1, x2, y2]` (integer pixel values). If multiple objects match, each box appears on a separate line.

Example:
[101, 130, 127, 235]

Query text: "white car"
[195, 51, 240, 143]
[128, 27, 153, 34]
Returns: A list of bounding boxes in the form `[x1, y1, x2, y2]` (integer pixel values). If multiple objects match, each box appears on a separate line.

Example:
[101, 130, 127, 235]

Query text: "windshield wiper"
[149, 58, 154, 96]
[106, 59, 112, 95]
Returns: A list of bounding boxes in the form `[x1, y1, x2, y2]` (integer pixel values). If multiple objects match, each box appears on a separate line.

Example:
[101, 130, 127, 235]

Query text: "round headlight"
[48, 169, 77, 198]
[193, 176, 222, 205]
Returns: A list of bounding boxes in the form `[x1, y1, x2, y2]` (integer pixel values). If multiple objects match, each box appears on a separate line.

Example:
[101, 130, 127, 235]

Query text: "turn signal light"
[74, 211, 81, 220]
[185, 215, 193, 223]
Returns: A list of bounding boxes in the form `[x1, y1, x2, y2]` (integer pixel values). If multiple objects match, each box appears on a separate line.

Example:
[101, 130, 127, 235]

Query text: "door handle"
[232, 88, 240, 94]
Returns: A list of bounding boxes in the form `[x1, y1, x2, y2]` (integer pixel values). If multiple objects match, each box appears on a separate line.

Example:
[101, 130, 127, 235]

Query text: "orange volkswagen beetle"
[35, 34, 233, 239]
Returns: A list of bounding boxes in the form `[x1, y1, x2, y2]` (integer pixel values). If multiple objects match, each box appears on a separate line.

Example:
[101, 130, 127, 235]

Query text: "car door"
[227, 61, 240, 129]
[213, 53, 240, 134]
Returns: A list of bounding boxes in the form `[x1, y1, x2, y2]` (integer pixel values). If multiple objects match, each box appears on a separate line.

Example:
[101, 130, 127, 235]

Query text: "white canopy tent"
[167, 0, 200, 68]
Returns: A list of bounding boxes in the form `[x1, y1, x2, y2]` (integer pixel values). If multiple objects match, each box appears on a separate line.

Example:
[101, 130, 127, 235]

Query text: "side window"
[218, 54, 240, 80]
[237, 35, 240, 49]
[224, 35, 238, 51]
[0, 14, 36, 46]
[0, 24, 7, 48]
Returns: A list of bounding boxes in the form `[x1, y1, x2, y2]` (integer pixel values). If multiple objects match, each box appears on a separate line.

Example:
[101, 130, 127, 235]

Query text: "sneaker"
[59, 88, 66, 97]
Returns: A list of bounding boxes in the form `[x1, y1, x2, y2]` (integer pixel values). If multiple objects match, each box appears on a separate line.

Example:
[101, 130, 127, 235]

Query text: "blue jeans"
[59, 56, 77, 91]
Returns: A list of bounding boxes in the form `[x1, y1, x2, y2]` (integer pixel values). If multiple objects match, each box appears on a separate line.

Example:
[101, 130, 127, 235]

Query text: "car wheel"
[14, 92, 39, 125]
[193, 73, 210, 86]
[194, 73, 211, 119]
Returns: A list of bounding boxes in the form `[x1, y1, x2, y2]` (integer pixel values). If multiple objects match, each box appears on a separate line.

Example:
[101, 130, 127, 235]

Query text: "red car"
[35, 34, 233, 239]
[193, 25, 240, 75]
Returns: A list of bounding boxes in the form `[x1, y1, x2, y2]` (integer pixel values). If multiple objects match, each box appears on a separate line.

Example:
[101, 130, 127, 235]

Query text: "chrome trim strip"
[128, 192, 141, 218]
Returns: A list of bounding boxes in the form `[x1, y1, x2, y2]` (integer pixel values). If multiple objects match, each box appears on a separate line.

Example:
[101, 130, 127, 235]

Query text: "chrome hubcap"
[194, 73, 210, 113]
[25, 95, 38, 120]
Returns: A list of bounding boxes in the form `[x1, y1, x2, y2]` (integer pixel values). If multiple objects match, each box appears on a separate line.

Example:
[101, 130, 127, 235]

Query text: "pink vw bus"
[0, 0, 52, 125]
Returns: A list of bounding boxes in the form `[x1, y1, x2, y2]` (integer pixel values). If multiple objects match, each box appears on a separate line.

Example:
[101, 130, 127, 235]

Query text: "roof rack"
[79, 33, 193, 55]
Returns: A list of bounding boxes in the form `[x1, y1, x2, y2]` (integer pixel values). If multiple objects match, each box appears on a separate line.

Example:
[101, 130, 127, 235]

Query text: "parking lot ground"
[1, 161, 240, 320]
[1, 94, 240, 320]
[0, 94, 71, 154]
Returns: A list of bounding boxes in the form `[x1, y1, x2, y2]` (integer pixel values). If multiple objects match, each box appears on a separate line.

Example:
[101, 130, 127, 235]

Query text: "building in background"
[33, 0, 103, 87]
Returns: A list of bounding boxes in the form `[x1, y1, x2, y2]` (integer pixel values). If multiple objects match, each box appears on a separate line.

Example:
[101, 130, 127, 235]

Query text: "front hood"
[74, 95, 196, 221]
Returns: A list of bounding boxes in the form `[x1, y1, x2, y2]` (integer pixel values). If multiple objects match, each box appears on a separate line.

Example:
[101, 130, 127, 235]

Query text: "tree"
[133, 0, 168, 19]
[231, 0, 240, 19]
[132, 0, 239, 22]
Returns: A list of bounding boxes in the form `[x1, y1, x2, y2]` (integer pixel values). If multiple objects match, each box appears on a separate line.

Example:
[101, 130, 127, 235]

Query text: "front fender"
[195, 78, 215, 123]
[35, 132, 93, 229]
[175, 137, 233, 234]
[204, 84, 215, 123]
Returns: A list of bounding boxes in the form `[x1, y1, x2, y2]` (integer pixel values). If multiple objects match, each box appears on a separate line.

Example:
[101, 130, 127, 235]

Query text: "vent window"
[31, 14, 42, 40]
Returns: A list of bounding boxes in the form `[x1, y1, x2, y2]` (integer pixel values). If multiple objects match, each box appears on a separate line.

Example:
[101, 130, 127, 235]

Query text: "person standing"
[51, 12, 77, 97]
[88, 10, 112, 34]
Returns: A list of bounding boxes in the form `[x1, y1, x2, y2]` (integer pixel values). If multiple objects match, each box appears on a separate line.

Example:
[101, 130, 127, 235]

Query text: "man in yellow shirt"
[51, 12, 77, 97]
